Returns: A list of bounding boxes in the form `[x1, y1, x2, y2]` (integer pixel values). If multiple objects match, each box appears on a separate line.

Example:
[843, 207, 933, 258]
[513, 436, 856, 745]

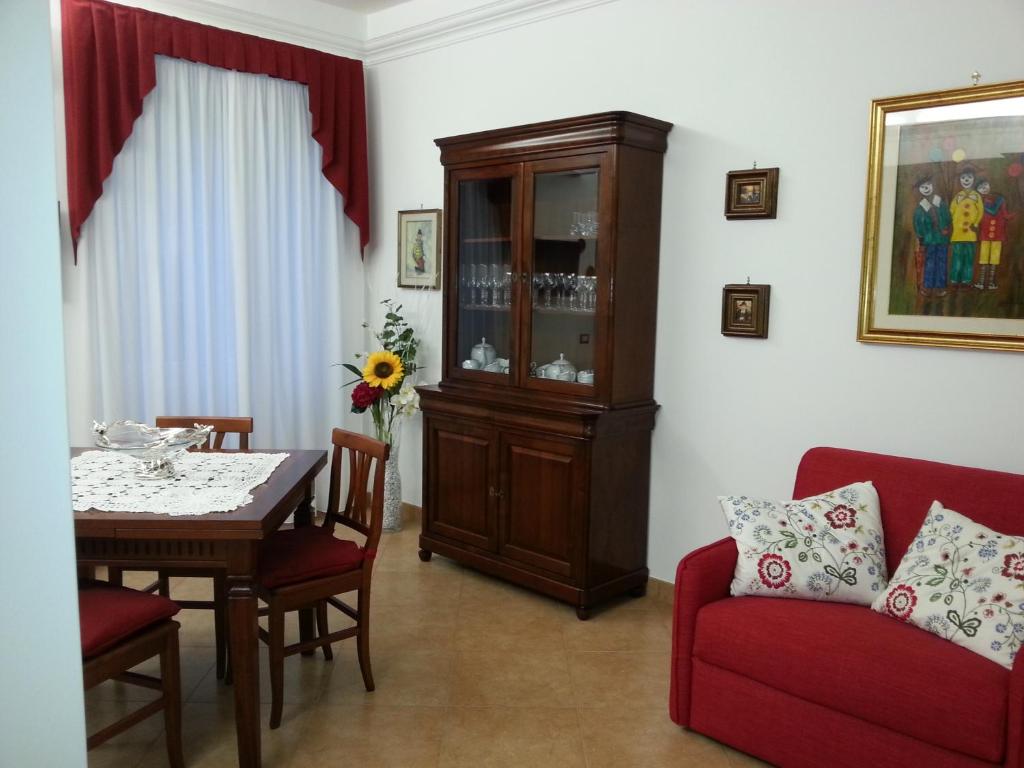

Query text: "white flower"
[394, 383, 420, 417]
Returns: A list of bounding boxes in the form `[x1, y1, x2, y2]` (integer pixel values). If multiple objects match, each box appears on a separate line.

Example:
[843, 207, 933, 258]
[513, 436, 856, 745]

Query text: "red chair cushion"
[79, 581, 180, 659]
[694, 596, 1008, 763]
[259, 527, 365, 589]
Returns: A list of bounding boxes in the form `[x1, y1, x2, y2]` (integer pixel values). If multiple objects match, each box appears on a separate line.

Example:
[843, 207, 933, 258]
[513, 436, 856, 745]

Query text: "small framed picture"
[397, 209, 442, 289]
[722, 283, 771, 338]
[725, 167, 779, 219]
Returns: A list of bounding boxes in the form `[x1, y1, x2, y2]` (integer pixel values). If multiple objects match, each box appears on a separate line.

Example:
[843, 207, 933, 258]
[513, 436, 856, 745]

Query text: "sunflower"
[363, 350, 404, 389]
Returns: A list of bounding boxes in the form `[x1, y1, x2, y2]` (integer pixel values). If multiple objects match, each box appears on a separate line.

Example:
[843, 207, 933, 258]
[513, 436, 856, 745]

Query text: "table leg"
[294, 481, 316, 656]
[228, 575, 260, 767]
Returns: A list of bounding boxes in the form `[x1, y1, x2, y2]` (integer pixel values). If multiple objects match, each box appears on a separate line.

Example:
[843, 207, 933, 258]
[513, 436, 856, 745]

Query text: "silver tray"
[93, 420, 213, 478]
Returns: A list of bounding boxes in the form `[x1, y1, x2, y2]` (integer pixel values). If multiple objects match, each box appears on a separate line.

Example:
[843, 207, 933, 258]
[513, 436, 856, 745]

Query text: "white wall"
[363, 0, 1024, 581]
[0, 0, 86, 765]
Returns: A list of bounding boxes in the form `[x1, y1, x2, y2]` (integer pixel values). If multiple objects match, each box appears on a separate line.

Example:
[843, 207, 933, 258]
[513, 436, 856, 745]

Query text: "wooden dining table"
[73, 448, 328, 768]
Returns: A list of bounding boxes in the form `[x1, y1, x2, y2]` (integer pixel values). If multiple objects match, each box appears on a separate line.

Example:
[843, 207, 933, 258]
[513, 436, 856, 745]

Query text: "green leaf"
[926, 577, 946, 586]
[785, 539, 798, 549]
[812, 552, 822, 563]
[803, 537, 813, 546]
[342, 363, 363, 377]
[929, 593, 943, 602]
[934, 564, 948, 576]
[779, 530, 796, 539]
[798, 552, 808, 562]
[943, 594, 954, 606]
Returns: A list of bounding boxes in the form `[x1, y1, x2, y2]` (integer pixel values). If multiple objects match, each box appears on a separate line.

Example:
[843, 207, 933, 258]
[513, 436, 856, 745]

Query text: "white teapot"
[536, 353, 576, 382]
[470, 338, 497, 366]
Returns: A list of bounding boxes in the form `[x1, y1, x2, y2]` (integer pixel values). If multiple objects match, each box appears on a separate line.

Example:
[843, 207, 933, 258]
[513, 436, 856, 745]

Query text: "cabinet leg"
[576, 605, 591, 621]
[629, 583, 648, 598]
[418, 549, 432, 562]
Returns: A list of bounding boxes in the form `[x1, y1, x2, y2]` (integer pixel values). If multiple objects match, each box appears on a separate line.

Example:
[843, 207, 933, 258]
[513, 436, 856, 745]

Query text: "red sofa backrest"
[793, 447, 1024, 576]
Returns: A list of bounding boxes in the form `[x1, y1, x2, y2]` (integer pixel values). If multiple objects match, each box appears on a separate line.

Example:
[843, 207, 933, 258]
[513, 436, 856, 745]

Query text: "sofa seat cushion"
[694, 596, 1008, 763]
[259, 527, 365, 589]
[79, 581, 180, 659]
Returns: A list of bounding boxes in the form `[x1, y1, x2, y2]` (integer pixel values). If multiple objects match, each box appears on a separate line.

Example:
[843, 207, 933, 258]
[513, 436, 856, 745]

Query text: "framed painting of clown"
[859, 80, 1024, 351]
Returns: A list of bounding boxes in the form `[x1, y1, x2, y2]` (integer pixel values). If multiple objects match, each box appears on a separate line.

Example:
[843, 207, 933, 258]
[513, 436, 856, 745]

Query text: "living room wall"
[362, 0, 1024, 582]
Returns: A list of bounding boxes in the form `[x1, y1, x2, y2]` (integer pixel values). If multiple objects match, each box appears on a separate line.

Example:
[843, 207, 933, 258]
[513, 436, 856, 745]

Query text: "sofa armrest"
[669, 537, 737, 727]
[1004, 649, 1024, 767]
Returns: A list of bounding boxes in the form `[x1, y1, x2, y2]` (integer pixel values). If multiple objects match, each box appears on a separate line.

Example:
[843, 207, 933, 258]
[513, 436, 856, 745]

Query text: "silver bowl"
[93, 420, 214, 478]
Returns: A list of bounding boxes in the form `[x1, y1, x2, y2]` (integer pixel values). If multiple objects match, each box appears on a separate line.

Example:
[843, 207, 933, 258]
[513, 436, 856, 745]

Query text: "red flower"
[984, 608, 996, 618]
[848, 541, 859, 551]
[962, 567, 974, 577]
[884, 585, 917, 622]
[804, 524, 814, 532]
[351, 381, 385, 410]
[940, 551, 951, 561]
[757, 553, 792, 589]
[824, 504, 857, 529]
[853, 556, 863, 565]
[993, 592, 1006, 603]
[1002, 553, 1024, 581]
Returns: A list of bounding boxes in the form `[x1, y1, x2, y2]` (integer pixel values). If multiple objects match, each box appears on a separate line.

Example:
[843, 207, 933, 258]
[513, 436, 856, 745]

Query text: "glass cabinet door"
[525, 161, 601, 391]
[453, 170, 517, 381]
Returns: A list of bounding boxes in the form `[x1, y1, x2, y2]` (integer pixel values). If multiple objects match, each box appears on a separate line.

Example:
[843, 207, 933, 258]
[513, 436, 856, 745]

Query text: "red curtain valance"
[61, 0, 370, 253]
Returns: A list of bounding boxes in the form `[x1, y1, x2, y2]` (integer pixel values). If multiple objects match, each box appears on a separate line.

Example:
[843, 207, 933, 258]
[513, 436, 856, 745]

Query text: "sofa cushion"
[694, 596, 1008, 762]
[79, 581, 180, 659]
[720, 482, 887, 605]
[874, 500, 1024, 669]
[259, 526, 365, 589]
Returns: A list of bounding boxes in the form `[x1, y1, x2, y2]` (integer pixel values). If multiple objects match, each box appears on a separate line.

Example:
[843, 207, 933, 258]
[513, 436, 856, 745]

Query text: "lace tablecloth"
[72, 450, 289, 516]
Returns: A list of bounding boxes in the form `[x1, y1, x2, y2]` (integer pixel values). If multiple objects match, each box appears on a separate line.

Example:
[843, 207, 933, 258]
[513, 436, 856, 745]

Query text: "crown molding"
[114, 0, 365, 59]
[109, 0, 618, 66]
[363, 0, 619, 66]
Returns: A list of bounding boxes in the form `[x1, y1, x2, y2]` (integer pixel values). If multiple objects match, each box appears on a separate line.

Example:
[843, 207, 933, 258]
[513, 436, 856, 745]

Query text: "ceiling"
[316, 0, 411, 12]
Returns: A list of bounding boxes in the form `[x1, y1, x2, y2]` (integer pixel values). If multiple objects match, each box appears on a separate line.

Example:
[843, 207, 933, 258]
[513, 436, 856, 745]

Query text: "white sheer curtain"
[75, 56, 356, 498]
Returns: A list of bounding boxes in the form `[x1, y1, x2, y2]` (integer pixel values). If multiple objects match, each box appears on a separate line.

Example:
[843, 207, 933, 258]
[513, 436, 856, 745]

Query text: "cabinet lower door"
[425, 417, 498, 551]
[499, 432, 582, 578]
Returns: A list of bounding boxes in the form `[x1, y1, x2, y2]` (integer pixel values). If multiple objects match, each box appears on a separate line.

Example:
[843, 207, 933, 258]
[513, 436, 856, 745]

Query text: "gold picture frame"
[858, 80, 1024, 351]
[397, 208, 442, 289]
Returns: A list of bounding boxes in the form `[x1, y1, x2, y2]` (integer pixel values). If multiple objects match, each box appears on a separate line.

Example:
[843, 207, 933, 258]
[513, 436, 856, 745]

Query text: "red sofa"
[671, 447, 1024, 768]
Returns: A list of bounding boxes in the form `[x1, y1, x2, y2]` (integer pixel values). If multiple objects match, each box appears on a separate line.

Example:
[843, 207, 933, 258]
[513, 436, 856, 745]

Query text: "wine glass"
[532, 274, 545, 307]
[542, 272, 556, 308]
[502, 270, 513, 306]
[469, 263, 483, 306]
[490, 263, 503, 307]
[565, 273, 579, 311]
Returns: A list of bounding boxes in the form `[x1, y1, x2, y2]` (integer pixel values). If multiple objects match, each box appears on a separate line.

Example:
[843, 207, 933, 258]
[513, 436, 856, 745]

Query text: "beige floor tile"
[569, 651, 670, 709]
[370, 602, 457, 655]
[579, 707, 733, 768]
[85, 699, 164, 768]
[562, 605, 671, 653]
[451, 650, 575, 707]
[319, 646, 454, 707]
[452, 598, 569, 653]
[295, 704, 445, 767]
[439, 707, 586, 768]
[726, 748, 773, 767]
[370, 568, 462, 616]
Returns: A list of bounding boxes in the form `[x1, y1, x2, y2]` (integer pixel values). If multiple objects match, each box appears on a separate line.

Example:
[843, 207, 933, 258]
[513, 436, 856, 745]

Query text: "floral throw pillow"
[720, 481, 887, 605]
[873, 501, 1024, 669]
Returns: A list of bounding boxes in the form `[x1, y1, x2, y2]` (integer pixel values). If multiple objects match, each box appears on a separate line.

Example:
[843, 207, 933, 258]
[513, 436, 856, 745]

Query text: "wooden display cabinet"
[417, 112, 672, 619]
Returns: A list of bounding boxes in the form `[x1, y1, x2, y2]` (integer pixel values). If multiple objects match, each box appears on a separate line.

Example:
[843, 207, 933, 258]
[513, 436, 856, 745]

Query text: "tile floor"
[86, 519, 765, 767]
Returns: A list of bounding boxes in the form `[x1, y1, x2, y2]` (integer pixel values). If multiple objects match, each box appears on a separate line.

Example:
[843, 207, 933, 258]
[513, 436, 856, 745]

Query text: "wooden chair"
[256, 427, 388, 729]
[79, 581, 183, 767]
[108, 416, 253, 680]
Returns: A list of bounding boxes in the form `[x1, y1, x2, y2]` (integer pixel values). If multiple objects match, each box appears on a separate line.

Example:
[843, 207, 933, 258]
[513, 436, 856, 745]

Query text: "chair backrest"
[155, 416, 253, 450]
[323, 428, 389, 554]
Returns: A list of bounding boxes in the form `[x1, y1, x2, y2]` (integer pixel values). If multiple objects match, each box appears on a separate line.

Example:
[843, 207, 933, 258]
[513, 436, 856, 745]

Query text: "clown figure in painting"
[975, 178, 1014, 290]
[949, 166, 983, 288]
[912, 175, 950, 297]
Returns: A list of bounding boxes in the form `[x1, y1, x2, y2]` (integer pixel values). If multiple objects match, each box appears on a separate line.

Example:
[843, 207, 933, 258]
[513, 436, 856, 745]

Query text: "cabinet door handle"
[520, 272, 528, 283]
[489, 486, 504, 498]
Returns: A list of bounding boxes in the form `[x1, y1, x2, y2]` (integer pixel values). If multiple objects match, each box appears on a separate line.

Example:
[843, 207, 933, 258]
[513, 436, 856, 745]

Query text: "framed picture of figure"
[725, 167, 779, 219]
[858, 80, 1024, 351]
[397, 209, 442, 289]
[722, 283, 770, 338]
